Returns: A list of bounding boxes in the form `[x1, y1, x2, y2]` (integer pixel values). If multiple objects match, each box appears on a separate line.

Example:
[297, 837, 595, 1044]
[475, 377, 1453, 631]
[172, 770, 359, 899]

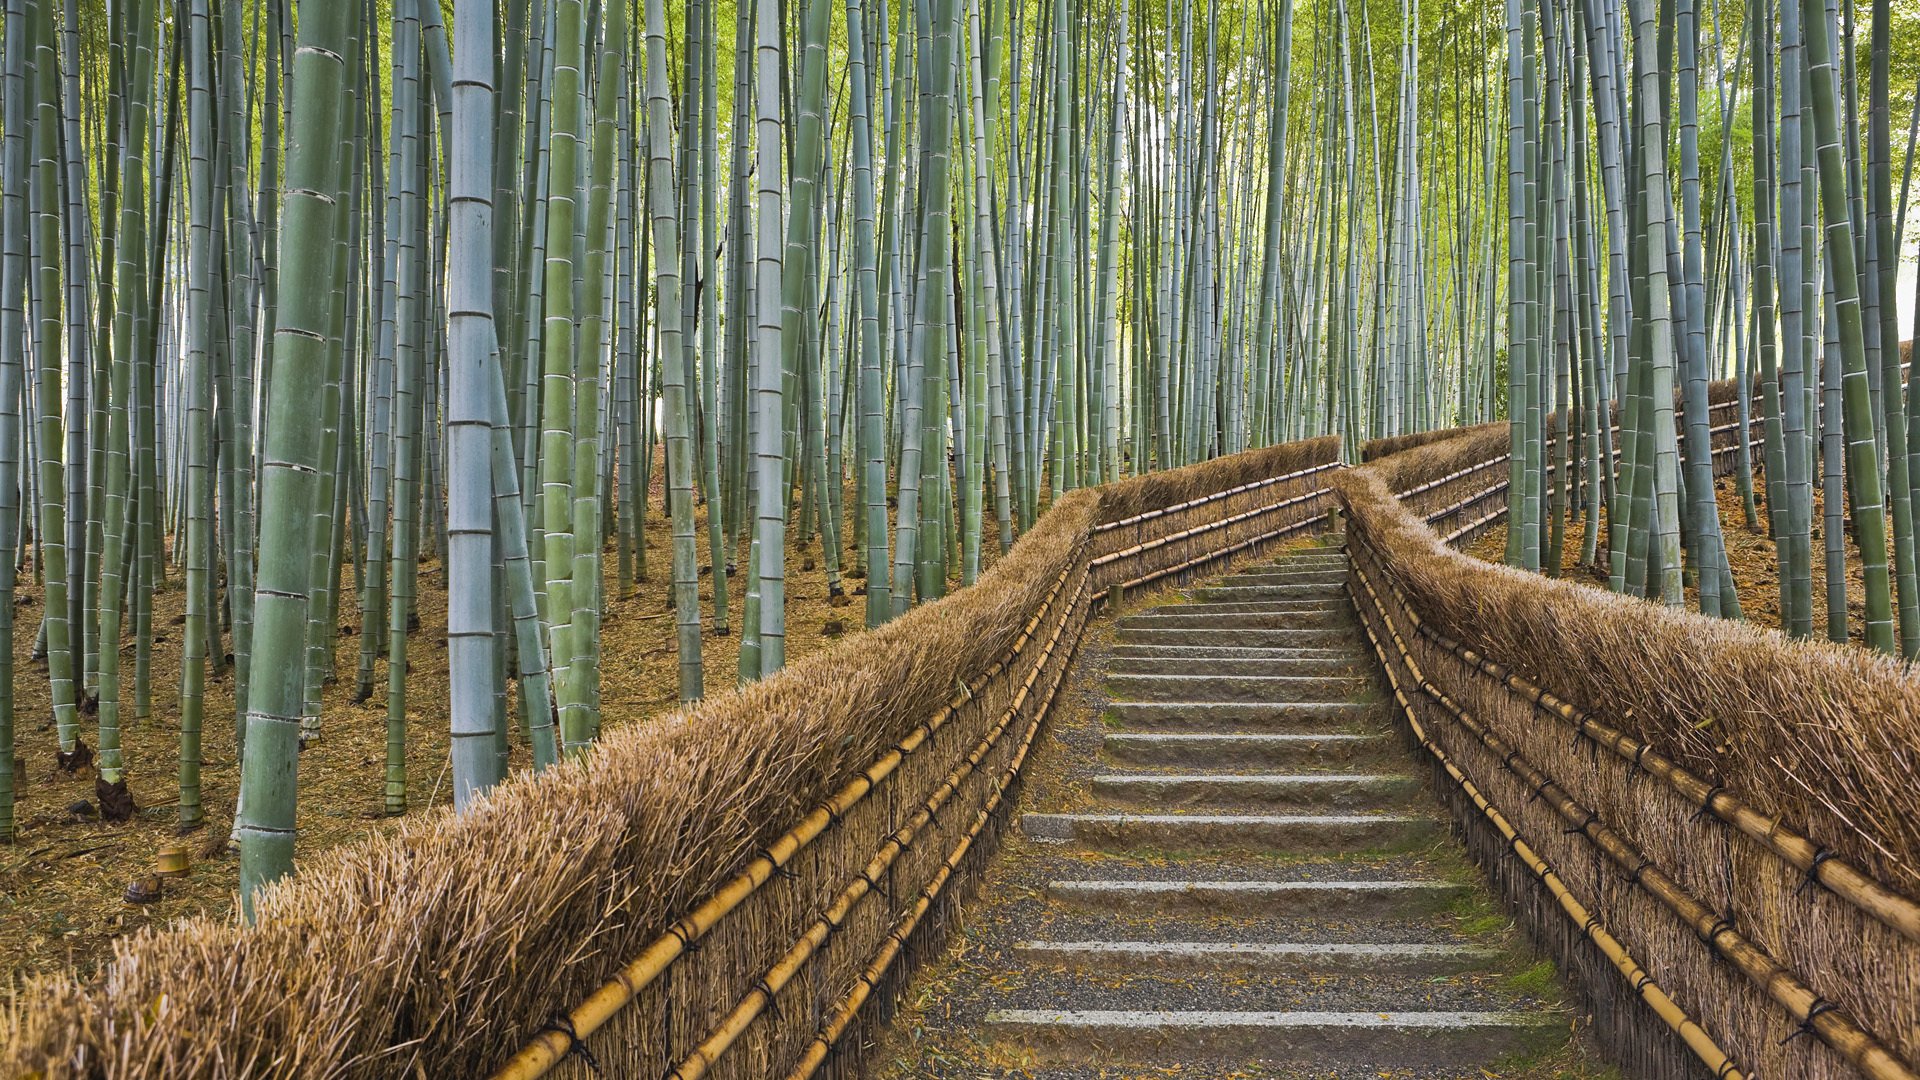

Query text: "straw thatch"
[3, 436, 1343, 1080]
[1336, 466, 1920, 893]
[1337, 467, 1920, 1079]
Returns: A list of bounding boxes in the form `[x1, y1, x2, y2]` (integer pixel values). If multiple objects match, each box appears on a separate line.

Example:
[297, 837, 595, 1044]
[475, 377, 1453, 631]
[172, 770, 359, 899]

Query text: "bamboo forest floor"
[1464, 473, 1881, 641]
[0, 459, 913, 985]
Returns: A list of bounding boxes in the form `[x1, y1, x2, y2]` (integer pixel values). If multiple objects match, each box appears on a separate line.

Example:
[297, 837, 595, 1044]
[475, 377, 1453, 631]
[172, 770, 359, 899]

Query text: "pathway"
[870, 536, 1588, 1079]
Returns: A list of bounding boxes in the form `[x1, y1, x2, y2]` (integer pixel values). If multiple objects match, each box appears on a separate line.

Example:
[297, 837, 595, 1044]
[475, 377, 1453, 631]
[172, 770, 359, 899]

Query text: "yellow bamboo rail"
[1347, 548, 1745, 1080]
[1350, 535, 1920, 1080]
[488, 551, 1085, 1080]
[783, 570, 1083, 1080]
[664, 567, 1085, 1079]
[1092, 460, 1340, 534]
[1389, 561, 1920, 944]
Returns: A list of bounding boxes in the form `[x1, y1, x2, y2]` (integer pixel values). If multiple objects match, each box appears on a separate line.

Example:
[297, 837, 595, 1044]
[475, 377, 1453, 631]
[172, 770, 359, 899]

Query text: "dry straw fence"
[0, 437, 1341, 1080]
[1373, 381, 1754, 543]
[1347, 422, 1920, 1080]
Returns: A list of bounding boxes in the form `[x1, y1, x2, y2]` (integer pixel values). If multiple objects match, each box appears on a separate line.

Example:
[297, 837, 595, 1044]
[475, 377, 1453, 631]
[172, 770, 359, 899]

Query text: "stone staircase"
[870, 538, 1583, 1079]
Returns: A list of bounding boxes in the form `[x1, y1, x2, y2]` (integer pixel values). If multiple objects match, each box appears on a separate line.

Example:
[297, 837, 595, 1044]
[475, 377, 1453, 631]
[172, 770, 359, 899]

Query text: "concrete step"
[1102, 701, 1387, 733]
[1013, 940, 1507, 976]
[1114, 626, 1360, 649]
[1102, 731, 1395, 768]
[1110, 643, 1359, 661]
[1043, 878, 1473, 917]
[983, 1009, 1563, 1069]
[1117, 611, 1352, 632]
[1194, 583, 1349, 602]
[1107, 655, 1366, 678]
[1092, 772, 1422, 810]
[1248, 556, 1349, 570]
[1021, 812, 1438, 852]
[1221, 569, 1349, 587]
[1106, 672, 1372, 703]
[1149, 599, 1354, 617]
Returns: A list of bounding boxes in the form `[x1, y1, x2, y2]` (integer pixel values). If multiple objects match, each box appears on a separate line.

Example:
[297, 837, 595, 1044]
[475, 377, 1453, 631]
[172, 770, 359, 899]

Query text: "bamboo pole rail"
[489, 550, 1086, 1079]
[783, 558, 1086, 1080]
[1091, 460, 1341, 534]
[1348, 527, 1920, 1080]
[665, 560, 1087, 1080]
[1345, 543, 1746, 1080]
[1409, 619, 1920, 943]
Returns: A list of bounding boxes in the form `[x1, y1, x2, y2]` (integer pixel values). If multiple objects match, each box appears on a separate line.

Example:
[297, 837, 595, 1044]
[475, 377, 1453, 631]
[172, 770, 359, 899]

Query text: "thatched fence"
[1, 437, 1342, 1080]
[1373, 383, 1756, 543]
[1339, 445, 1920, 1080]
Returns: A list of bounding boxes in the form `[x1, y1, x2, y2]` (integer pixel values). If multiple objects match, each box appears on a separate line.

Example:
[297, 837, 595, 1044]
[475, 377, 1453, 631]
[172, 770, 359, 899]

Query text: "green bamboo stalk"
[236, 0, 354, 912]
[449, 0, 503, 807]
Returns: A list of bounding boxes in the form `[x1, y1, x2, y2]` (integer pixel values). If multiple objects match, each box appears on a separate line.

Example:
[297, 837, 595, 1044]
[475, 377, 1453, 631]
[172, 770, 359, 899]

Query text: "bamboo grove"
[0, 0, 1913, 909]
[1496, 0, 1920, 657]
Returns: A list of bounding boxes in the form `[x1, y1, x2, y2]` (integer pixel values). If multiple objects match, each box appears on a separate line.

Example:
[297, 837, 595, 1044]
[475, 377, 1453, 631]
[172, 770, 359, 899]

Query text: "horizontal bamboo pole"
[1345, 545, 1745, 1080]
[665, 566, 1084, 1079]
[1106, 511, 1331, 598]
[1093, 461, 1340, 534]
[1351, 537, 1920, 1080]
[784, 571, 1087, 1080]
[488, 553, 1085, 1080]
[1413, 620, 1920, 944]
[1092, 487, 1329, 568]
[1424, 431, 1762, 533]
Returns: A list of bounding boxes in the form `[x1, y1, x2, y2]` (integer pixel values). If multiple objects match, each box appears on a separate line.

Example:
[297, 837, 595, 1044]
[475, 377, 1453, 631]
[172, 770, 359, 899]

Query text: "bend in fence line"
[486, 437, 1344, 1079]
[1093, 459, 1341, 534]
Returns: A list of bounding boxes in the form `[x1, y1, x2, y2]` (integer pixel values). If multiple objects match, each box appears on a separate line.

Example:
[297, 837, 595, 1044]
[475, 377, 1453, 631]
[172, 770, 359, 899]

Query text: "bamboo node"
[536, 1013, 600, 1076]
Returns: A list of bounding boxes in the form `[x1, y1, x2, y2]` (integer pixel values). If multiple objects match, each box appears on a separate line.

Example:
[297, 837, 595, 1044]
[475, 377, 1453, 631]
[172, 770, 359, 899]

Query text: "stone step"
[1117, 611, 1351, 632]
[1092, 772, 1421, 810]
[1102, 701, 1387, 733]
[1043, 878, 1473, 917]
[1149, 599, 1354, 617]
[1115, 626, 1359, 648]
[1021, 812, 1438, 852]
[982, 1009, 1562, 1069]
[1107, 655, 1366, 678]
[1251, 555, 1349, 569]
[1194, 582, 1349, 602]
[1221, 569, 1349, 587]
[1110, 643, 1359, 661]
[1102, 731, 1395, 768]
[1013, 940, 1506, 976]
[1106, 672, 1372, 703]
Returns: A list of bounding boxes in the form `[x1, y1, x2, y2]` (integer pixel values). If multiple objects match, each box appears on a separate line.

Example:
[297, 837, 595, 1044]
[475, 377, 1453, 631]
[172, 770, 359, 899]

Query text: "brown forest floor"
[0, 457, 936, 985]
[1464, 472, 1878, 640]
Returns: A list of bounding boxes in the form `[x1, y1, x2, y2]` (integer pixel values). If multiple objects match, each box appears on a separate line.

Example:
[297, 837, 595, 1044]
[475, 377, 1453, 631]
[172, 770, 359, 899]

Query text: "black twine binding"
[1796, 848, 1839, 897]
[539, 1013, 603, 1076]
[666, 922, 705, 956]
[1692, 786, 1726, 823]
[1698, 916, 1736, 957]
[1715, 1060, 1742, 1078]
[1627, 743, 1653, 782]
[757, 978, 785, 1023]
[1780, 1000, 1838, 1045]
[1563, 809, 1601, 836]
